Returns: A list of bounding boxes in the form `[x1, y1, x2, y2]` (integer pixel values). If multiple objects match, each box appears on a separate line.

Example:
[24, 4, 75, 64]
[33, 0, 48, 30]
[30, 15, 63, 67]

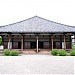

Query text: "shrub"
[4, 49, 19, 56]
[72, 43, 75, 49]
[4, 49, 10, 56]
[70, 50, 75, 56]
[10, 50, 19, 56]
[58, 49, 66, 56]
[51, 49, 58, 56]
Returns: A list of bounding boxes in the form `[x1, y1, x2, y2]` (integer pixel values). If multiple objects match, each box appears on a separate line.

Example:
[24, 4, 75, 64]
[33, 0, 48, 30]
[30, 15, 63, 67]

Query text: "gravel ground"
[0, 55, 74, 75]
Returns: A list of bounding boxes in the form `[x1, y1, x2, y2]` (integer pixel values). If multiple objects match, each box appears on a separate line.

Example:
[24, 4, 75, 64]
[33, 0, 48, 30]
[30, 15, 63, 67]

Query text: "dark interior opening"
[53, 42, 56, 48]
[31, 42, 36, 48]
[18, 42, 21, 49]
[38, 42, 43, 48]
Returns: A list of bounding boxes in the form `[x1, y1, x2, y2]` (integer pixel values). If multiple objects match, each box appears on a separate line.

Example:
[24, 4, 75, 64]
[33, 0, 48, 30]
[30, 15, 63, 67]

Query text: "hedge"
[4, 49, 19, 56]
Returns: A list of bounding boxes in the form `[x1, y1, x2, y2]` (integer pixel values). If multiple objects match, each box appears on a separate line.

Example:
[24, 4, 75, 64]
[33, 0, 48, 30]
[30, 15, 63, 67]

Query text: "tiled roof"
[0, 16, 75, 33]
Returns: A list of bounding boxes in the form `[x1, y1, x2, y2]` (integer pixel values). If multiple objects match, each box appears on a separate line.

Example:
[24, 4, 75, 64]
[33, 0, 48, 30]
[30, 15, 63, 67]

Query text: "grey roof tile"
[0, 16, 75, 33]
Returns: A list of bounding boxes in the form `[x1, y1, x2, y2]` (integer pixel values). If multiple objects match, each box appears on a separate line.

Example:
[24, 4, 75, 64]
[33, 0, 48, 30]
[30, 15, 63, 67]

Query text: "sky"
[0, 0, 75, 26]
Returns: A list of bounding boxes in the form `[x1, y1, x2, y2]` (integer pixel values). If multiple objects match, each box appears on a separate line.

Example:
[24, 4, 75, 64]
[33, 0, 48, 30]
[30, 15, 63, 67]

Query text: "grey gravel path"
[0, 55, 74, 75]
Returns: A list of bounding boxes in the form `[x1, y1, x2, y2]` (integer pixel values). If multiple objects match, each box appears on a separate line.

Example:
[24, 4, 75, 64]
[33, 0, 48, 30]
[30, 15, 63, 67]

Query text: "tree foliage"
[0, 36, 2, 46]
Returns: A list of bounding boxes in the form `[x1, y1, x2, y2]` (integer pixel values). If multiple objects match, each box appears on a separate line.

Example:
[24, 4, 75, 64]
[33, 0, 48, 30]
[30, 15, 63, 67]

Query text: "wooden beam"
[51, 34, 53, 50]
[64, 34, 66, 49]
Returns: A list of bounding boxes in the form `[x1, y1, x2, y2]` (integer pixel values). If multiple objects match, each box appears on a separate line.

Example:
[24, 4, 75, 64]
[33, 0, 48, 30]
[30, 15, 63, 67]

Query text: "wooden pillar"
[70, 35, 72, 49]
[49, 35, 51, 49]
[8, 34, 11, 49]
[74, 34, 75, 45]
[12, 35, 14, 49]
[23, 35, 25, 49]
[51, 34, 53, 50]
[36, 35, 38, 53]
[60, 35, 62, 49]
[64, 34, 66, 49]
[21, 34, 24, 52]
[2, 35, 4, 46]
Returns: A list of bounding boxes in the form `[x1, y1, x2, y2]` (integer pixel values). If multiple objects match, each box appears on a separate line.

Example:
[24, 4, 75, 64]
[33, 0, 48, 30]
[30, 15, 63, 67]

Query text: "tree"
[0, 36, 2, 46]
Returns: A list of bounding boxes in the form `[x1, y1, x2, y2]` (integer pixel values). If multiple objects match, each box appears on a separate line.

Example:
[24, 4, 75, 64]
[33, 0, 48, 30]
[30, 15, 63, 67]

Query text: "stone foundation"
[23, 49, 50, 54]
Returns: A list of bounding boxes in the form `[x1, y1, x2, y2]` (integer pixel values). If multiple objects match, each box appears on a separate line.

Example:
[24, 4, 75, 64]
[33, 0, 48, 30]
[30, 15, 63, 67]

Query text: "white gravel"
[0, 55, 74, 75]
